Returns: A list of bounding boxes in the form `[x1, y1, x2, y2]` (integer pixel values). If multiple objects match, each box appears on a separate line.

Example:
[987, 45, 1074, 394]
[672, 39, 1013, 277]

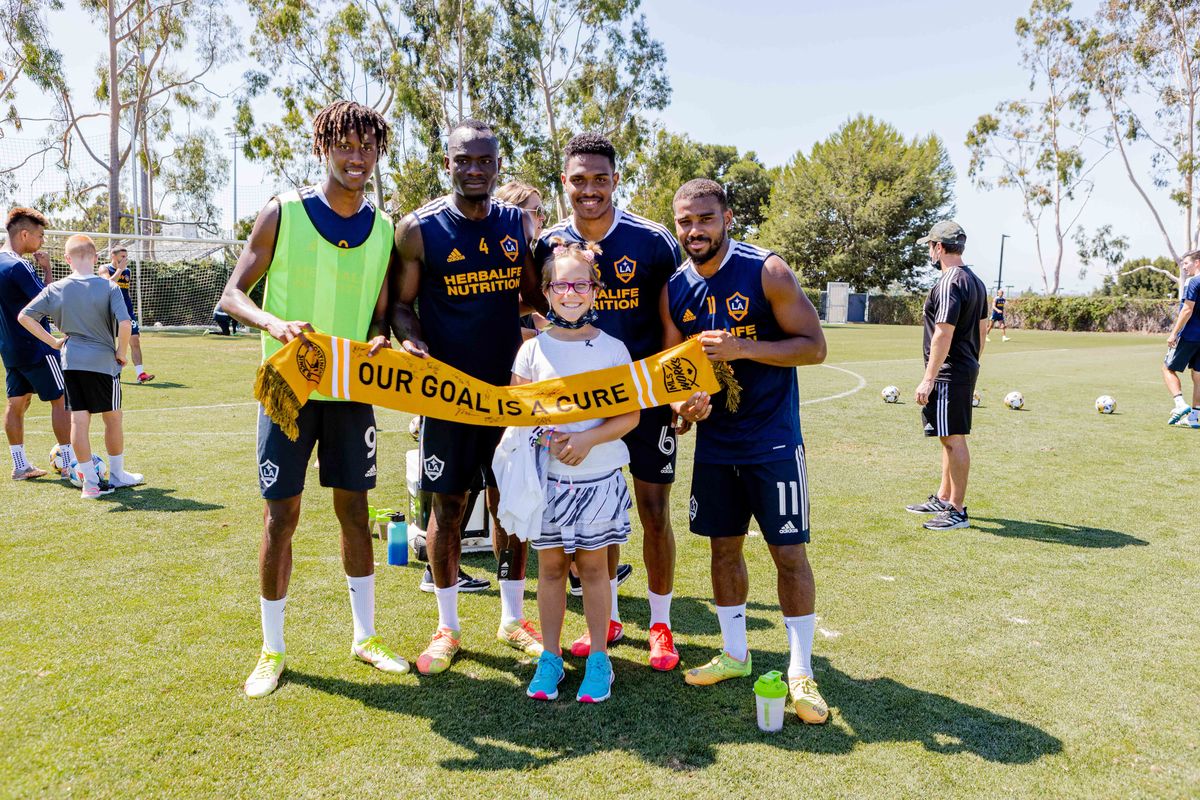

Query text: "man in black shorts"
[0, 207, 72, 480]
[906, 221, 989, 530]
[392, 119, 546, 675]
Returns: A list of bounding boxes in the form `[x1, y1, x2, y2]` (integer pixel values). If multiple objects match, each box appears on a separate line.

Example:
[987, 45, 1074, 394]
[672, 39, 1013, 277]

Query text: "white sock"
[609, 578, 621, 623]
[784, 613, 816, 679]
[648, 590, 673, 628]
[499, 578, 525, 626]
[260, 596, 286, 653]
[135, 364, 144, 375]
[109, 453, 124, 476]
[10, 444, 27, 470]
[79, 458, 98, 486]
[434, 585, 460, 631]
[346, 573, 376, 642]
[59, 443, 73, 466]
[1174, 394, 1188, 409]
[716, 603, 748, 662]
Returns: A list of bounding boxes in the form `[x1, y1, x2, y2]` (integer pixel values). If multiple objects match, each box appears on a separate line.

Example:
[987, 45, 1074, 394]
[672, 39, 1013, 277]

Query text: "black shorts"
[63, 369, 121, 413]
[623, 404, 677, 484]
[1164, 340, 1200, 372]
[991, 313, 1005, 323]
[689, 447, 810, 546]
[922, 380, 974, 437]
[417, 416, 502, 494]
[256, 400, 377, 499]
[5, 355, 65, 401]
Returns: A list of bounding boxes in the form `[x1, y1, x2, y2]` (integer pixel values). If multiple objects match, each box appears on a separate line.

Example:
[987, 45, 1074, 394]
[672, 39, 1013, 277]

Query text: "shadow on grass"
[285, 653, 1061, 772]
[98, 486, 223, 512]
[972, 517, 1148, 548]
[120, 380, 187, 389]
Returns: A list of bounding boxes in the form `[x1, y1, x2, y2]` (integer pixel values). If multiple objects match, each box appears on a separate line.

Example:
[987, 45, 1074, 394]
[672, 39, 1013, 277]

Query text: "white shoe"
[110, 470, 144, 488]
[1002, 335, 1011, 341]
[245, 649, 286, 698]
[985, 336, 991, 342]
[352, 635, 410, 674]
[1168, 405, 1192, 425]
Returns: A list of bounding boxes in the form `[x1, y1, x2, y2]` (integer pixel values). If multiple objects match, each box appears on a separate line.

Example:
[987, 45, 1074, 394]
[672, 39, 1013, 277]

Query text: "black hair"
[311, 101, 391, 157]
[448, 118, 495, 144]
[5, 206, 48, 235]
[563, 133, 617, 170]
[941, 239, 966, 255]
[673, 178, 728, 210]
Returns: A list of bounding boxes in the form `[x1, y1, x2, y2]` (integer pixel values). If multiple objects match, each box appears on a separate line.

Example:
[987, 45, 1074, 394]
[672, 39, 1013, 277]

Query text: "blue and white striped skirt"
[534, 469, 632, 553]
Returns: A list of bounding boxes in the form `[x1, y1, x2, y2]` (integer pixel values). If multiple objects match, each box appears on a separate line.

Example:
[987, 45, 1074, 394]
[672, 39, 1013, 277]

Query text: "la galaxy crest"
[296, 340, 327, 384]
[500, 235, 519, 263]
[726, 292, 750, 322]
[614, 255, 636, 284]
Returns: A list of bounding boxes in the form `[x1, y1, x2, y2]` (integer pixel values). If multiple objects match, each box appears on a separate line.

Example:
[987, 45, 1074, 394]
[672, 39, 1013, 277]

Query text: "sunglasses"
[547, 280, 599, 295]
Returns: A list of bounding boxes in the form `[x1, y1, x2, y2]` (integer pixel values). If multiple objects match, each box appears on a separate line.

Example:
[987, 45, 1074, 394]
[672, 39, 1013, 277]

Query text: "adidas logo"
[779, 520, 799, 535]
[682, 309, 696, 322]
[923, 423, 935, 432]
[364, 464, 377, 478]
[660, 463, 673, 474]
[447, 248, 465, 262]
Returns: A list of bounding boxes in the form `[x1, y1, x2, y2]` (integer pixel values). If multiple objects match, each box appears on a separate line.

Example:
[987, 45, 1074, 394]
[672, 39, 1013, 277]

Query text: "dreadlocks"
[311, 101, 391, 157]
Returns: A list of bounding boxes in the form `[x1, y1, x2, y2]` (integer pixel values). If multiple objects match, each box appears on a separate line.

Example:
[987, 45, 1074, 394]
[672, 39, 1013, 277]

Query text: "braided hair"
[311, 101, 391, 157]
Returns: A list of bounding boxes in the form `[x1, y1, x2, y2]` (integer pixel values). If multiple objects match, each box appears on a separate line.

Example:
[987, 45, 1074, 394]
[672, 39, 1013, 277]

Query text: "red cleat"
[136, 372, 155, 384]
[569, 619, 623, 657]
[647, 622, 680, 671]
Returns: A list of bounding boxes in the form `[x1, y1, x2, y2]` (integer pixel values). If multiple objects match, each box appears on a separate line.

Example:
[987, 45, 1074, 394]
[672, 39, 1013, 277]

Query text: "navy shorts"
[417, 416, 501, 494]
[5, 355, 65, 401]
[64, 369, 121, 413]
[991, 313, 1005, 322]
[623, 404, 677, 484]
[1165, 340, 1200, 372]
[689, 447, 811, 545]
[129, 316, 141, 337]
[922, 380, 974, 437]
[256, 400, 377, 499]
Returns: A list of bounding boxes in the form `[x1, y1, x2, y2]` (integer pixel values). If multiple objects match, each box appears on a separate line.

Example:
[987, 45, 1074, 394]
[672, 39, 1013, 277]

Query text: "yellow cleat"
[789, 675, 829, 724]
[497, 618, 544, 657]
[684, 650, 752, 686]
[244, 649, 286, 698]
[416, 626, 461, 675]
[352, 635, 409, 674]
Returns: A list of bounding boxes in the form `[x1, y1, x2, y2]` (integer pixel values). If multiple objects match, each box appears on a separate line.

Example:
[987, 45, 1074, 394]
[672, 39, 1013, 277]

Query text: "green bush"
[1007, 296, 1177, 333]
[867, 294, 925, 325]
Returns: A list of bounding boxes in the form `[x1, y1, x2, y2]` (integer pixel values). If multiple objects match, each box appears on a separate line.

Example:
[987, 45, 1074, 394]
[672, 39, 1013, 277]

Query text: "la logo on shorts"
[689, 495, 698, 521]
[423, 454, 445, 482]
[259, 460, 279, 490]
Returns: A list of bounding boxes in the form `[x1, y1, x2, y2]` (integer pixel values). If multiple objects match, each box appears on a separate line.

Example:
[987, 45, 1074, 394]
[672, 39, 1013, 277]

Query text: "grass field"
[2, 325, 1197, 799]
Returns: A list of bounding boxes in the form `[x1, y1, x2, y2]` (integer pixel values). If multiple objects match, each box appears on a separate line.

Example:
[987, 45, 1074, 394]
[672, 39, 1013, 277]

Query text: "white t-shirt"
[512, 329, 633, 477]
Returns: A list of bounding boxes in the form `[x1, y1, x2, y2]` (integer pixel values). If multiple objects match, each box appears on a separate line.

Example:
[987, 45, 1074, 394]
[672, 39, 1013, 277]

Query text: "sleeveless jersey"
[261, 188, 393, 400]
[535, 208, 681, 360]
[415, 196, 526, 385]
[667, 240, 802, 464]
[107, 265, 135, 315]
[994, 296, 1006, 313]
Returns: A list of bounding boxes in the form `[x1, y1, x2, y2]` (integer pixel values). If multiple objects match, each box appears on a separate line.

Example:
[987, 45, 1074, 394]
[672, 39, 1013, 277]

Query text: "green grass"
[2, 326, 1197, 799]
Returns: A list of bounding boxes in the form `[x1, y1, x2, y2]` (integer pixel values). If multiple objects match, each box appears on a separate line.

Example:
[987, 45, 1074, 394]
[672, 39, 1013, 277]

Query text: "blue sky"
[29, 0, 1191, 293]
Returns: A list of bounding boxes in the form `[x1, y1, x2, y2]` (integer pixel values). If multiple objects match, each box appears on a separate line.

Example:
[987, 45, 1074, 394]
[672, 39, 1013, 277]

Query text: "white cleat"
[110, 471, 145, 488]
[245, 649, 286, 698]
[352, 635, 410, 674]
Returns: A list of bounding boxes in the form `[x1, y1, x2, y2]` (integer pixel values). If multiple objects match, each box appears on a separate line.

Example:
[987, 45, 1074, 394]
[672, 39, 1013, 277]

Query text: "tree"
[158, 129, 230, 227]
[1080, 1, 1200, 297]
[1099, 256, 1181, 297]
[0, 0, 64, 203]
[757, 115, 954, 292]
[967, 0, 1100, 295]
[623, 128, 772, 238]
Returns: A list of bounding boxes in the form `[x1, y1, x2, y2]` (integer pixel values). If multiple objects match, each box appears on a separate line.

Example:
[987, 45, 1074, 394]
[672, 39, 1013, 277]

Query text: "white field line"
[801, 364, 868, 406]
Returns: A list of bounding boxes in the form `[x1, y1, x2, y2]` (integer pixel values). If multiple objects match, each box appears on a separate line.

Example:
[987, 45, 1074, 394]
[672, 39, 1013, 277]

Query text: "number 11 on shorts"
[777, 481, 800, 516]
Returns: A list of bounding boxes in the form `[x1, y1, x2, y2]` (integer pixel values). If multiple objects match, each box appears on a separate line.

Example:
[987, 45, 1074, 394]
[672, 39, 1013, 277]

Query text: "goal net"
[36, 230, 246, 330]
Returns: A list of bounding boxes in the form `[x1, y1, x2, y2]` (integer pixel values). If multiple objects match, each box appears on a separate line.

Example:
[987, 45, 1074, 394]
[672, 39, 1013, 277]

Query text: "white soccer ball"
[1004, 391, 1024, 410]
[69, 455, 109, 488]
[972, 391, 981, 408]
[408, 415, 422, 440]
[881, 385, 901, 404]
[1095, 395, 1116, 414]
[48, 444, 67, 473]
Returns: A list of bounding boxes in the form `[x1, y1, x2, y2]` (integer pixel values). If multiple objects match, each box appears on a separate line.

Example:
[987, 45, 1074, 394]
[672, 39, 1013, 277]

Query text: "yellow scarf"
[255, 333, 724, 441]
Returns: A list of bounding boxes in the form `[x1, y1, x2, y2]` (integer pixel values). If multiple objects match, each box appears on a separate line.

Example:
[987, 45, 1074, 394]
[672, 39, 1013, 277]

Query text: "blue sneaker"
[577, 652, 614, 703]
[1188, 412, 1200, 429]
[526, 651, 565, 700]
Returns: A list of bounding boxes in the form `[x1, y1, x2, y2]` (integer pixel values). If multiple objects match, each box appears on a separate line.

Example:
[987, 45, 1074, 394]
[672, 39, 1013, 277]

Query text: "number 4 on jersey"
[479, 238, 489, 254]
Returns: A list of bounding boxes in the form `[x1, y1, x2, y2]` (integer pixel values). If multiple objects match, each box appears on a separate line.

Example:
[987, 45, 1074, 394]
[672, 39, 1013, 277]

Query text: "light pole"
[997, 234, 1010, 294]
[225, 128, 239, 236]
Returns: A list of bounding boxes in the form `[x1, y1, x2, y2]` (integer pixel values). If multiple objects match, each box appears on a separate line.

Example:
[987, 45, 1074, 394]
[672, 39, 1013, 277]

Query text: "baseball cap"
[917, 220, 966, 245]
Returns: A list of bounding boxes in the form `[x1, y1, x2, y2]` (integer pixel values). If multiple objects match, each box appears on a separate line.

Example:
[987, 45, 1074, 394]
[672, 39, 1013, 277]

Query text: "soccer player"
[19, 234, 143, 498]
[985, 288, 1010, 342]
[0, 207, 73, 480]
[535, 133, 684, 669]
[221, 100, 408, 698]
[905, 220, 990, 530]
[391, 119, 547, 675]
[98, 246, 154, 383]
[663, 179, 831, 724]
[1163, 248, 1200, 427]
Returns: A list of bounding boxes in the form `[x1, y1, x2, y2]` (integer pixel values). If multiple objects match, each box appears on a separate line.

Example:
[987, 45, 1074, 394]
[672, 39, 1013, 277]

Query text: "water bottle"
[386, 513, 408, 566]
[753, 670, 788, 732]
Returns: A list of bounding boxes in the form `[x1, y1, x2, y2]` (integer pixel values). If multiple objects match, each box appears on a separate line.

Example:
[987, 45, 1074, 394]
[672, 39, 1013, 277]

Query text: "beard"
[688, 229, 726, 266]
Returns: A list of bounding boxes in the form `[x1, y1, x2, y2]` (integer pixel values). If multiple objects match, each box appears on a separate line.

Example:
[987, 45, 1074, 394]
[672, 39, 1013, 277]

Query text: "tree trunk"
[107, 0, 121, 234]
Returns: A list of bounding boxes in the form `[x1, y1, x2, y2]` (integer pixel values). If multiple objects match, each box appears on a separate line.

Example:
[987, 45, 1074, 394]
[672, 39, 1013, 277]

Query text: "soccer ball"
[972, 391, 981, 408]
[1004, 391, 1024, 410]
[48, 444, 67, 473]
[881, 385, 900, 404]
[69, 455, 109, 488]
[408, 415, 422, 440]
[1095, 395, 1116, 414]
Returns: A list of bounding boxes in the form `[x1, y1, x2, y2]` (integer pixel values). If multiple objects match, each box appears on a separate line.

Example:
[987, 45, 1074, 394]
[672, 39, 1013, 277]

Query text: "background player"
[98, 245, 154, 383]
[663, 178, 830, 724]
[0, 207, 72, 480]
[1163, 248, 1200, 427]
[906, 221, 990, 530]
[221, 101, 408, 698]
[391, 119, 547, 676]
[536, 133, 684, 670]
[985, 288, 1010, 342]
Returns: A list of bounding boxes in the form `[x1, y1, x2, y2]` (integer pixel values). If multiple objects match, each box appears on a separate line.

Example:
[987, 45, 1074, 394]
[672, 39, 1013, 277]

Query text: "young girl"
[511, 239, 639, 703]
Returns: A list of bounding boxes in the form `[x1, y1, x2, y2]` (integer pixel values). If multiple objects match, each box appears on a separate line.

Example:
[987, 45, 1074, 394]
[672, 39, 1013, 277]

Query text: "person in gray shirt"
[19, 234, 143, 497]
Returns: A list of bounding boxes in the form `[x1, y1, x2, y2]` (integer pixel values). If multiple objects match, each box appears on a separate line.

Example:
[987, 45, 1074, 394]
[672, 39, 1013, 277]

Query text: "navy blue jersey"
[104, 264, 135, 316]
[994, 296, 1006, 313]
[667, 240, 802, 464]
[536, 209, 681, 360]
[0, 251, 55, 368]
[415, 196, 526, 385]
[1182, 275, 1200, 342]
[298, 185, 377, 248]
